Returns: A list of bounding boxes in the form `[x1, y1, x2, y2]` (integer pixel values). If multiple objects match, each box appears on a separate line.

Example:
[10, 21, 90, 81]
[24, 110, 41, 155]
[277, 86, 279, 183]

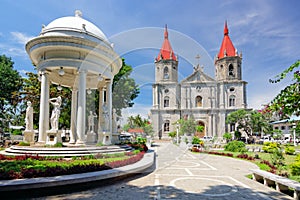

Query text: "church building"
[150, 22, 248, 139]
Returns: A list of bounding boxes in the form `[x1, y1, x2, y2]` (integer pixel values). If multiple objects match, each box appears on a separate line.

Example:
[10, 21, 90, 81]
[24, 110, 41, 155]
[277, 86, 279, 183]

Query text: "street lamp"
[176, 121, 179, 145]
[293, 122, 296, 146]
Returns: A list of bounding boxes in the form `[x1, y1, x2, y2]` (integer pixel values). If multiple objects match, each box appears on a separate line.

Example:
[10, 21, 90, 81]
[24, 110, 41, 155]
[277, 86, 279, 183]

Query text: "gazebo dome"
[41, 10, 109, 44]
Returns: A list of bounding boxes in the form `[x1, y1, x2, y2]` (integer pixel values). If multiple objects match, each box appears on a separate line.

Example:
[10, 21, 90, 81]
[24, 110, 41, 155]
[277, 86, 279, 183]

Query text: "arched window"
[164, 120, 170, 132]
[164, 96, 170, 107]
[228, 64, 234, 77]
[229, 95, 235, 107]
[196, 96, 202, 107]
[163, 67, 169, 79]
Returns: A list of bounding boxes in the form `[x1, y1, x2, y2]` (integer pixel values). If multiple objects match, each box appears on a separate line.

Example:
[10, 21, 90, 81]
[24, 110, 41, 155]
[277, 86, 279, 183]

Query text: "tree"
[249, 110, 272, 136]
[123, 115, 153, 136]
[268, 60, 300, 117]
[226, 109, 271, 137]
[223, 132, 232, 143]
[21, 72, 72, 129]
[112, 58, 140, 116]
[226, 109, 251, 136]
[0, 55, 22, 130]
[178, 116, 197, 136]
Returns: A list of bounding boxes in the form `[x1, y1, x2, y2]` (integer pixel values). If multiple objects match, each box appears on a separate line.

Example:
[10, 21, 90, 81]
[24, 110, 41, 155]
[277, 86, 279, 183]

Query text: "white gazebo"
[25, 10, 122, 145]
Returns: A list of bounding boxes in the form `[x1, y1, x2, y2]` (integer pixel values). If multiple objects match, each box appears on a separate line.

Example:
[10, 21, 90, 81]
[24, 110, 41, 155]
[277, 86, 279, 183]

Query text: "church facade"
[150, 23, 248, 139]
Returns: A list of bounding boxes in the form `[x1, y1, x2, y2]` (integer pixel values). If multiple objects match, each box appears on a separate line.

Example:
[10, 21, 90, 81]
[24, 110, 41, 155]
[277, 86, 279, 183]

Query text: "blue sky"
[0, 0, 299, 121]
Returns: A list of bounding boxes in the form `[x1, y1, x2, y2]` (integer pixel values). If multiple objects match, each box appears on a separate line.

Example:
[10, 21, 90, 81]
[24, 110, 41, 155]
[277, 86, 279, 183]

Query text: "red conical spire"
[217, 21, 236, 59]
[164, 24, 168, 39]
[224, 20, 229, 35]
[157, 24, 177, 61]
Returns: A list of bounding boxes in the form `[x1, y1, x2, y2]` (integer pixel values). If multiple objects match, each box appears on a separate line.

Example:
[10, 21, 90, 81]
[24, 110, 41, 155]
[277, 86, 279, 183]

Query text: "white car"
[203, 136, 213, 142]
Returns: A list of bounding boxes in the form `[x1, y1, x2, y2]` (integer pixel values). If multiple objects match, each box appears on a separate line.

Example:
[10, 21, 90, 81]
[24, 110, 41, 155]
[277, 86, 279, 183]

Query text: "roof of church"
[156, 25, 177, 61]
[181, 65, 215, 83]
[217, 21, 236, 59]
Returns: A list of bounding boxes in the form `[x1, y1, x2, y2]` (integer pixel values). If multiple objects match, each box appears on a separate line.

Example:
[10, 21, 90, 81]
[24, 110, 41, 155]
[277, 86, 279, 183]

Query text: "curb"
[0, 151, 155, 192]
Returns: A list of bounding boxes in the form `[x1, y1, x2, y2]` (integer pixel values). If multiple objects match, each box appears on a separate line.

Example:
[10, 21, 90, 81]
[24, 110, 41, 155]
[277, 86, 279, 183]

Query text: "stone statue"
[102, 102, 109, 131]
[88, 111, 97, 132]
[112, 108, 119, 133]
[49, 96, 62, 130]
[25, 101, 33, 131]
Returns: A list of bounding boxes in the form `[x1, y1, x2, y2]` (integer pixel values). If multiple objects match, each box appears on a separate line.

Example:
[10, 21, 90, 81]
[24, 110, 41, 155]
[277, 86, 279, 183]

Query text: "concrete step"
[2, 145, 133, 157]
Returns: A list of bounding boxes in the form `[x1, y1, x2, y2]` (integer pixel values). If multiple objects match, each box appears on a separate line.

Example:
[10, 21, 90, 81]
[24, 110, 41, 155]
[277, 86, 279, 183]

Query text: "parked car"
[203, 136, 213, 142]
[259, 135, 274, 143]
[189, 144, 203, 151]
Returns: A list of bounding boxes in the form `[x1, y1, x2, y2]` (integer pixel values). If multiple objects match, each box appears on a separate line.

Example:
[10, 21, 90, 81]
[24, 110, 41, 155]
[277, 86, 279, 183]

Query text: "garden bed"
[0, 151, 144, 180]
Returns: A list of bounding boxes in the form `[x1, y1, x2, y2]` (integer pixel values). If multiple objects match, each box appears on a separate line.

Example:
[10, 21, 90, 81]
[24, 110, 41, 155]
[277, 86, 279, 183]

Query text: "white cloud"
[10, 32, 33, 45]
[121, 103, 152, 125]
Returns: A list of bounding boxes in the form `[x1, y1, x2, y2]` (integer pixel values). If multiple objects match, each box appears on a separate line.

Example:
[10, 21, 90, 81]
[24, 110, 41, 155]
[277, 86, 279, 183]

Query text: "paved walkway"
[18, 142, 293, 199]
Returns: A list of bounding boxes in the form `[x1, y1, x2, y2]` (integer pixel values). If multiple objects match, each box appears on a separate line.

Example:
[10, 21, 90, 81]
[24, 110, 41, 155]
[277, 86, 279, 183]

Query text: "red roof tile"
[157, 25, 177, 61]
[217, 21, 236, 59]
[128, 128, 144, 133]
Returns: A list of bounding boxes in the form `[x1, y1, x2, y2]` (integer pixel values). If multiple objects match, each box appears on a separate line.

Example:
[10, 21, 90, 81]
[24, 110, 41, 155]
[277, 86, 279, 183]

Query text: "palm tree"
[127, 116, 135, 128]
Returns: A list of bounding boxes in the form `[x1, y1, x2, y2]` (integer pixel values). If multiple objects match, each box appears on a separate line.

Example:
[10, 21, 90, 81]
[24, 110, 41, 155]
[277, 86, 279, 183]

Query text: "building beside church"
[150, 22, 248, 139]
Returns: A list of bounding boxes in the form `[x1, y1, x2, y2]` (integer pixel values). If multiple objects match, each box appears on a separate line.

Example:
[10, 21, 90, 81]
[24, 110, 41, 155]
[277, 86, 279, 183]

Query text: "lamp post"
[293, 122, 296, 146]
[176, 121, 179, 145]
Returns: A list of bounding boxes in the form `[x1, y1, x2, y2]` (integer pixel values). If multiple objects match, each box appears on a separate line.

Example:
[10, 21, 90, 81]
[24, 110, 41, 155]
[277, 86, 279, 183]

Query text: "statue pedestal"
[102, 132, 111, 145]
[46, 130, 62, 145]
[86, 131, 97, 144]
[23, 130, 35, 144]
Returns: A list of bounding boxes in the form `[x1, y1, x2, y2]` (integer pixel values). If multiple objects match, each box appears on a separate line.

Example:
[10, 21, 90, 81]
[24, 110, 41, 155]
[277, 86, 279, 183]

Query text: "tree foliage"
[0, 55, 23, 116]
[0, 55, 23, 130]
[226, 109, 271, 136]
[123, 115, 153, 136]
[112, 58, 140, 116]
[21, 72, 72, 129]
[178, 116, 197, 136]
[268, 60, 300, 117]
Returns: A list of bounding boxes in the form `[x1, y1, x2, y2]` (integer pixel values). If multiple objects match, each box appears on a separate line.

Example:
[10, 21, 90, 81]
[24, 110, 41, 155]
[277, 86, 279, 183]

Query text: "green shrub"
[271, 148, 285, 167]
[257, 163, 271, 171]
[168, 131, 176, 138]
[285, 146, 295, 155]
[96, 142, 104, 146]
[295, 154, 300, 162]
[12, 129, 22, 135]
[290, 162, 300, 176]
[132, 150, 140, 155]
[262, 142, 280, 153]
[192, 136, 200, 144]
[136, 137, 146, 144]
[18, 141, 30, 146]
[53, 142, 63, 147]
[224, 141, 247, 152]
[223, 132, 232, 143]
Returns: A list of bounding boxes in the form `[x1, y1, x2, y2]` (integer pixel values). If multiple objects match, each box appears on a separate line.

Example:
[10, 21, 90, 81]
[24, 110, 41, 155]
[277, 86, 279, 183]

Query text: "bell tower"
[215, 21, 242, 81]
[155, 25, 178, 83]
[151, 25, 180, 139]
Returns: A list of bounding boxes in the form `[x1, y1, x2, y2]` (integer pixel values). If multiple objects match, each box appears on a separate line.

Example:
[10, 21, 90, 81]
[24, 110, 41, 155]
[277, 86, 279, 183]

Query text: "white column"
[76, 70, 86, 144]
[208, 115, 212, 137]
[105, 80, 112, 133]
[152, 85, 156, 107]
[38, 71, 49, 143]
[212, 114, 216, 137]
[218, 112, 225, 137]
[69, 88, 78, 144]
[220, 83, 225, 108]
[98, 87, 103, 132]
